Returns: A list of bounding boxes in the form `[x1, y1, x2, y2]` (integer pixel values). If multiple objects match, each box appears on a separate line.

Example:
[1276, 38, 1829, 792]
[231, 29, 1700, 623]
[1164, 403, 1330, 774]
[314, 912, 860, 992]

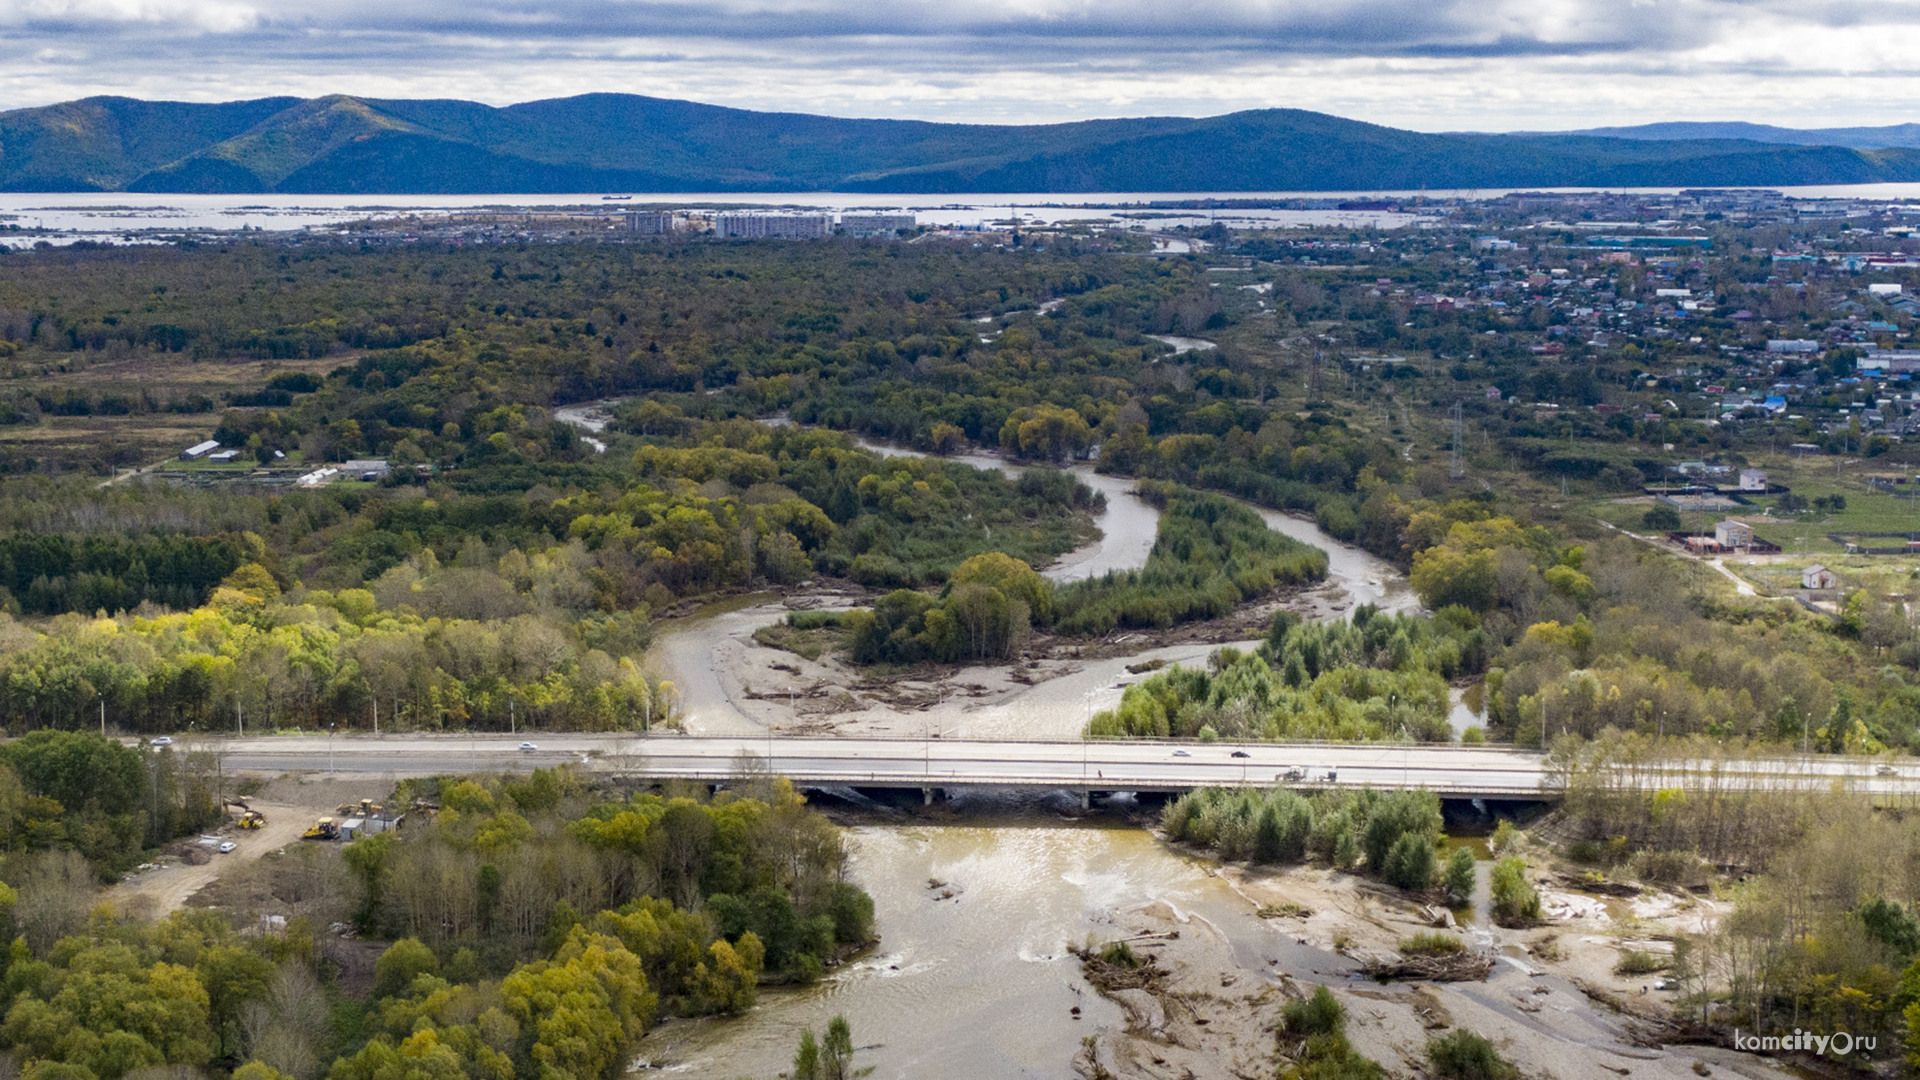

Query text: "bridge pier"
[1080, 790, 1091, 810]
[923, 787, 933, 806]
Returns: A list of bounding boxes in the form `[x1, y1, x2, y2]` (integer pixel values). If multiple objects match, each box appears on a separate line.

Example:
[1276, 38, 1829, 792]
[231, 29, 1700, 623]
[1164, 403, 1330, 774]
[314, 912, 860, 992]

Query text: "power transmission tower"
[1450, 401, 1466, 480]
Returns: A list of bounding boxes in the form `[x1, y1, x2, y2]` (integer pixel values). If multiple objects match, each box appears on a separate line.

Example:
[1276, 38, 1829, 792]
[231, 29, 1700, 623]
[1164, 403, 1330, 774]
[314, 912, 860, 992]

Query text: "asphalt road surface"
[157, 733, 1920, 800]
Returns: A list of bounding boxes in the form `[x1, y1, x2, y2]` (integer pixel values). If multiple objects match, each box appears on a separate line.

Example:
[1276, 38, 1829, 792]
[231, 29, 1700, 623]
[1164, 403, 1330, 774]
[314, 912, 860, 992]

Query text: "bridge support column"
[923, 787, 934, 806]
[1080, 790, 1091, 810]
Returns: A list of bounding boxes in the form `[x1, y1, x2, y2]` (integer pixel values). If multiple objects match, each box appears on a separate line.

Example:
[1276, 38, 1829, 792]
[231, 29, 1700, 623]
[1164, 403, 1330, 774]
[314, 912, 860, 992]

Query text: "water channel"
[561, 407, 1737, 1080]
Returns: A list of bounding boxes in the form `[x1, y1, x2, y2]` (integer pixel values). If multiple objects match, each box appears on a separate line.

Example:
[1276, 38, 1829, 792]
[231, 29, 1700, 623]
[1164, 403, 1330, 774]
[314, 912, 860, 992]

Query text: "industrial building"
[840, 213, 917, 237]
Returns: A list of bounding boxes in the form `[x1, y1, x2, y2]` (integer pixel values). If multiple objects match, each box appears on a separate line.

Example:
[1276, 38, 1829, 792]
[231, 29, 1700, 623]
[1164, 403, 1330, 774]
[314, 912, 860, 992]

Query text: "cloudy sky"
[4, 0, 1920, 129]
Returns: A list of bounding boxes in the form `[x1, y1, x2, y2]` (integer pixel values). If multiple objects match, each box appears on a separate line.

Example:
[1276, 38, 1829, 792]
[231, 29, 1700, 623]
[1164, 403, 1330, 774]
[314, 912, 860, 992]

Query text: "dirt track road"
[107, 801, 314, 915]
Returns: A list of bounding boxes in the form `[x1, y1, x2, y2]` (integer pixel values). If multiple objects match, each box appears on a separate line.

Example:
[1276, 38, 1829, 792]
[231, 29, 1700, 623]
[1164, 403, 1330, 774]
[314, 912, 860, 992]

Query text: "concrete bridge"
[198, 732, 1920, 805]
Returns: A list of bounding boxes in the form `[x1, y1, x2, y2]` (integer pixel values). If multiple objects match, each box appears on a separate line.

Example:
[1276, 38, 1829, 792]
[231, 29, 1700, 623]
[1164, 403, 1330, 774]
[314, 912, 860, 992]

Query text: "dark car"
[1230, 750, 1250, 758]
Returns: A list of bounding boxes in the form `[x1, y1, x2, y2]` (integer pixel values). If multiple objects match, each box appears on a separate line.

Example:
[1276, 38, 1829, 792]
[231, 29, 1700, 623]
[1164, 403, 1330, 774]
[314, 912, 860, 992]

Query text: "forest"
[0, 235, 1906, 759]
[0, 733, 872, 1080]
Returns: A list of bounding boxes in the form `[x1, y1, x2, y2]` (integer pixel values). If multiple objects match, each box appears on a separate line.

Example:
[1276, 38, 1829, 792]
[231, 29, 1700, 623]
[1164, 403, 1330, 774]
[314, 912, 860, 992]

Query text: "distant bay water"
[3, 184, 1920, 246]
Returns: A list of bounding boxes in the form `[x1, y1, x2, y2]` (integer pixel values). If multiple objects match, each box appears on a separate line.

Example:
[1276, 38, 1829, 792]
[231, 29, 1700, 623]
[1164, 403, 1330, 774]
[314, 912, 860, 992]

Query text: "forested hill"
[6, 93, 1920, 193]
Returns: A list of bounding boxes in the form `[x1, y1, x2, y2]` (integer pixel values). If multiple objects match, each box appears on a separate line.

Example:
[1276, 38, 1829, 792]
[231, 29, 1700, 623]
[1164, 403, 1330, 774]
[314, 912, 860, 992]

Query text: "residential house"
[1803, 565, 1839, 590]
[1714, 519, 1755, 549]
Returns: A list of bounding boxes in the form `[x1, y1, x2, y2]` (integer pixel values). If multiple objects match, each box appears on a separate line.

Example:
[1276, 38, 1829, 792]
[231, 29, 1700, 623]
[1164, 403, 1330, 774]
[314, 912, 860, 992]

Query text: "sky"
[4, 0, 1920, 129]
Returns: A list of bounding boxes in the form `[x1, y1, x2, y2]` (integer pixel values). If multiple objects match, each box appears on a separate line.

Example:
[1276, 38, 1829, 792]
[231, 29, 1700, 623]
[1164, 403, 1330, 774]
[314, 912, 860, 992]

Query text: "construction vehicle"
[237, 810, 267, 830]
[301, 817, 340, 841]
[336, 798, 385, 818]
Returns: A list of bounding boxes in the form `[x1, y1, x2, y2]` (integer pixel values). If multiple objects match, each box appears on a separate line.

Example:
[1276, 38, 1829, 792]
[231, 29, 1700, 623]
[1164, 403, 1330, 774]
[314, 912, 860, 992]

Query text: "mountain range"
[1553, 121, 1920, 150]
[6, 93, 1920, 194]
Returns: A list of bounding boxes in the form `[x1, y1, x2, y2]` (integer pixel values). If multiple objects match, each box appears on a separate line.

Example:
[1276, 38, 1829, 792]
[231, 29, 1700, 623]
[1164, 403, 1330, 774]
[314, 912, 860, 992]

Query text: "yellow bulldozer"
[236, 810, 267, 830]
[301, 817, 339, 841]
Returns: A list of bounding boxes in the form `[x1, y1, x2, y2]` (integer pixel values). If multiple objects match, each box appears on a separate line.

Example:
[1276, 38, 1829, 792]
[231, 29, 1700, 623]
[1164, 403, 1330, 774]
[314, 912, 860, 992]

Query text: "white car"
[150, 736, 173, 747]
[519, 742, 538, 751]
[1171, 749, 1190, 757]
[217, 841, 237, 854]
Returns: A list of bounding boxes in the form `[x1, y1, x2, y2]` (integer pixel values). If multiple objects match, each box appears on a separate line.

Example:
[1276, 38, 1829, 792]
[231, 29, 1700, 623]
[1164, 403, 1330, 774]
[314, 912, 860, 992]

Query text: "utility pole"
[235, 693, 243, 738]
[98, 695, 105, 737]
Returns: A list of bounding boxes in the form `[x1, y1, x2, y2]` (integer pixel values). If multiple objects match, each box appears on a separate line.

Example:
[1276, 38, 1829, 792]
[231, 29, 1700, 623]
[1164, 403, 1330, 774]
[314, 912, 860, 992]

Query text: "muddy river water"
[637, 813, 1344, 1078]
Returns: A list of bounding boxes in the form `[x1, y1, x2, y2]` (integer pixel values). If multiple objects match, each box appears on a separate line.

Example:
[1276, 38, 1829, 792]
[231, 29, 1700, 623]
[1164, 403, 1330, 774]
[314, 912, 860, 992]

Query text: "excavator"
[236, 810, 267, 830]
[301, 817, 340, 841]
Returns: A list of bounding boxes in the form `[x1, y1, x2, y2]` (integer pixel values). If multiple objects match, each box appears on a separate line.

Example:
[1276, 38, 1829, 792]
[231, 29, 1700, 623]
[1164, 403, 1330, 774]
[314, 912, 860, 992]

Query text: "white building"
[715, 213, 832, 239]
[180, 440, 220, 460]
[1803, 564, 1839, 590]
[1739, 469, 1768, 492]
[1715, 519, 1755, 549]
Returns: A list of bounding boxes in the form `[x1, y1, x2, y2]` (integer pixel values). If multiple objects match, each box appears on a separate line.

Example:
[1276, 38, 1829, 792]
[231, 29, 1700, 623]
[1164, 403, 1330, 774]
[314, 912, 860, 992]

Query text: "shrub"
[1427, 1031, 1519, 1080]
[1615, 949, 1668, 976]
[1631, 849, 1707, 887]
[1099, 940, 1141, 969]
[1490, 820, 1523, 856]
[1490, 856, 1542, 926]
[1443, 847, 1477, 901]
[1400, 932, 1466, 956]
[1281, 986, 1346, 1038]
[1641, 505, 1682, 532]
[787, 610, 844, 630]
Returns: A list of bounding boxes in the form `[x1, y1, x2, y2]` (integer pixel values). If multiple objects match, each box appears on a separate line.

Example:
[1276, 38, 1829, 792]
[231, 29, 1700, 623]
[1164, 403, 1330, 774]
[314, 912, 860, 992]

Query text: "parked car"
[519, 742, 538, 751]
[217, 841, 236, 854]
[150, 736, 173, 747]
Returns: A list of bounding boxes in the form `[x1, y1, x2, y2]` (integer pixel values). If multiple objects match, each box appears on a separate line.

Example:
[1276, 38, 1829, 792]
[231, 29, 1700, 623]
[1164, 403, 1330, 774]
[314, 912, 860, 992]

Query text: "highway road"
[154, 732, 1920, 801]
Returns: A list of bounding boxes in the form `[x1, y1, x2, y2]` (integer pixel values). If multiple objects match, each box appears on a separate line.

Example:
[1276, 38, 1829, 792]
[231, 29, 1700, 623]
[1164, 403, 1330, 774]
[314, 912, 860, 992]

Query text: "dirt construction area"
[106, 775, 402, 916]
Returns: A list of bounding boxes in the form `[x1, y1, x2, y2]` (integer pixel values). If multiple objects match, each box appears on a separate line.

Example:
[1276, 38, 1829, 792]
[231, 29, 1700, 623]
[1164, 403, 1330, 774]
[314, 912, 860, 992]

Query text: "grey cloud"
[0, 0, 1914, 127]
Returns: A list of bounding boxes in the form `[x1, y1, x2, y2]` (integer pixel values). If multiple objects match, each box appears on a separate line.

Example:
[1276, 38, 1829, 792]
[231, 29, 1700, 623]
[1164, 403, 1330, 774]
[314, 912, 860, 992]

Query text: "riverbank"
[655, 580, 1349, 739]
[631, 808, 1790, 1080]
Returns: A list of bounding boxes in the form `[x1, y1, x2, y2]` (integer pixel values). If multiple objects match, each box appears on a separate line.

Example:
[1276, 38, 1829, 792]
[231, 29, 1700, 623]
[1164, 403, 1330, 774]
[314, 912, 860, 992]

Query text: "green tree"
[1443, 848, 1477, 902]
[1490, 857, 1541, 926]
[1640, 505, 1681, 532]
[1381, 832, 1436, 891]
[373, 938, 438, 1000]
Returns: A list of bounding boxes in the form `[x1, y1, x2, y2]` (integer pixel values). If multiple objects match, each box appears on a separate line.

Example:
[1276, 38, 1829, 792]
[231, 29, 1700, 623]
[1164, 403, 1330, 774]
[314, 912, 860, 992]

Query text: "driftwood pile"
[1358, 951, 1495, 982]
[1071, 938, 1173, 993]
